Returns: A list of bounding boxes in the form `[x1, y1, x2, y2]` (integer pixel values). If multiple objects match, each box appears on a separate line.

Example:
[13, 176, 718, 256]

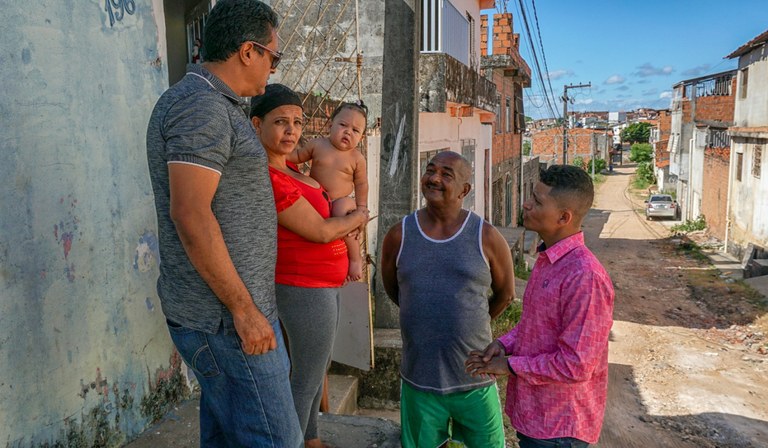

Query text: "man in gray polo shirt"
[146, 1, 302, 445]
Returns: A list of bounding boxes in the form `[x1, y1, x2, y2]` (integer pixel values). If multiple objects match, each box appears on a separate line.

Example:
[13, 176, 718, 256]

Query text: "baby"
[289, 101, 369, 281]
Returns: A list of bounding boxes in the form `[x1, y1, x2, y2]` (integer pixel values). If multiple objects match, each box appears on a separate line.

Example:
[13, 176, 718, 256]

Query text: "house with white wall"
[418, 0, 497, 216]
[725, 30, 768, 259]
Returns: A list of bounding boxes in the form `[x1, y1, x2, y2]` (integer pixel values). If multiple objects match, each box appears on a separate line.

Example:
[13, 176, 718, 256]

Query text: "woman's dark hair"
[203, 0, 279, 62]
[540, 165, 594, 219]
[330, 100, 368, 127]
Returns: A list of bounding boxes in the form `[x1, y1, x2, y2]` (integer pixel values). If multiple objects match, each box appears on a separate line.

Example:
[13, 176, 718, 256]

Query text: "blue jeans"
[167, 318, 303, 447]
[517, 432, 589, 448]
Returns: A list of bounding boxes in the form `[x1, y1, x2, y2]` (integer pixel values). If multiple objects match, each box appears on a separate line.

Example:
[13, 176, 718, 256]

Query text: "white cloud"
[634, 63, 674, 77]
[605, 75, 625, 85]
[546, 69, 574, 80]
[659, 91, 673, 99]
[574, 98, 594, 105]
[681, 64, 712, 77]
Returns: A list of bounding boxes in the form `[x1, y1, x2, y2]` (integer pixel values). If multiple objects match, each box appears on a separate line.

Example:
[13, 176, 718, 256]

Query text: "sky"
[485, 0, 768, 120]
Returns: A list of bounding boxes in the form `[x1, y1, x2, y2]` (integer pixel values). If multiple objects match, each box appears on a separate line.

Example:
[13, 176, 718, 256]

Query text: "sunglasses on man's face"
[250, 41, 282, 70]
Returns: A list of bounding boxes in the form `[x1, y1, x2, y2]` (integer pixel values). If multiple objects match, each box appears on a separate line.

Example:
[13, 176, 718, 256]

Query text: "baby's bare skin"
[300, 137, 366, 200]
[288, 107, 369, 281]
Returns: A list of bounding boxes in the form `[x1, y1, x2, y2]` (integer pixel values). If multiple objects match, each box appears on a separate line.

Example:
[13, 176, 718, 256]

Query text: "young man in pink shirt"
[466, 164, 615, 447]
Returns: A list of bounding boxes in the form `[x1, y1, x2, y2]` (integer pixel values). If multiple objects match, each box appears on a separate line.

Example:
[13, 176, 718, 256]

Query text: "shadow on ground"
[599, 363, 768, 447]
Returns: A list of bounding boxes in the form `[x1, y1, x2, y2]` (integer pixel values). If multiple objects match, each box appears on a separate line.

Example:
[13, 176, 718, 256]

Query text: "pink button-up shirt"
[498, 232, 614, 444]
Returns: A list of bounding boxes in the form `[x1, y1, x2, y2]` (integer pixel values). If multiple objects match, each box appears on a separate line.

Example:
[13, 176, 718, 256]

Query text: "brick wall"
[694, 77, 736, 123]
[531, 127, 609, 163]
[482, 12, 528, 227]
[702, 146, 731, 239]
[490, 69, 520, 165]
[654, 110, 672, 168]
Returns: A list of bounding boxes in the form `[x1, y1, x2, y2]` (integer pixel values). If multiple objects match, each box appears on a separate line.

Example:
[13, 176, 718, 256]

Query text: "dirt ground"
[572, 164, 768, 447]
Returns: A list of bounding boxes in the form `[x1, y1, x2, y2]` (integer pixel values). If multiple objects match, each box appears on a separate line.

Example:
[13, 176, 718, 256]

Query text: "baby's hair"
[330, 100, 368, 126]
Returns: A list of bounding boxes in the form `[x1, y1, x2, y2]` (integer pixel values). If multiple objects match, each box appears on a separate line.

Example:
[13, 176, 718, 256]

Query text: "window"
[505, 97, 511, 133]
[754, 145, 762, 178]
[736, 152, 743, 181]
[495, 95, 502, 133]
[514, 85, 524, 134]
[740, 68, 749, 99]
[421, 0, 440, 52]
[442, 1, 469, 65]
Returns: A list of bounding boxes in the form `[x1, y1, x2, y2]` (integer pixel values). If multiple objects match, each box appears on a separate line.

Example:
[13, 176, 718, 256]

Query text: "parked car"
[645, 194, 678, 220]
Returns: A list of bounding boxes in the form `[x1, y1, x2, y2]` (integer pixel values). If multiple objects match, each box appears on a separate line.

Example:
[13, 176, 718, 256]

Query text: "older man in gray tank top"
[381, 151, 516, 448]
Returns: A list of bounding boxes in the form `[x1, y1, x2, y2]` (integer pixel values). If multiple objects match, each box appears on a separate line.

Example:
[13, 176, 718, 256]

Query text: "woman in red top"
[250, 84, 368, 448]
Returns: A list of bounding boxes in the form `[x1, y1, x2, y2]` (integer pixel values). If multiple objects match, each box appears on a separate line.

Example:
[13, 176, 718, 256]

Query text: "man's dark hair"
[540, 165, 594, 220]
[202, 0, 279, 63]
[330, 100, 368, 126]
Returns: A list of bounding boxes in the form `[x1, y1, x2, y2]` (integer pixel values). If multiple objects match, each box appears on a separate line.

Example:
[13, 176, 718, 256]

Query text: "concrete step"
[326, 374, 359, 415]
[744, 274, 768, 301]
[330, 329, 402, 408]
[703, 250, 744, 280]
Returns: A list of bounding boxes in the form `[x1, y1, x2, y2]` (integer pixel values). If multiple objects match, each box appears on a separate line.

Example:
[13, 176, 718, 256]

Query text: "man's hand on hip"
[233, 306, 276, 355]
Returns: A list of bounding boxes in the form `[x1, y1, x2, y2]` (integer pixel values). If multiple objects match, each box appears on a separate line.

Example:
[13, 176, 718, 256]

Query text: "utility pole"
[561, 82, 591, 165]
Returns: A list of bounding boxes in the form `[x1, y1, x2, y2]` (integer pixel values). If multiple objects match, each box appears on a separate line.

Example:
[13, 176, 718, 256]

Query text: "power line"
[512, 0, 560, 119]
[528, 0, 558, 115]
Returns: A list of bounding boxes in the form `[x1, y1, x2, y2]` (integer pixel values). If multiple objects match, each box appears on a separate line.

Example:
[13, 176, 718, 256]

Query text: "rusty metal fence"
[272, 0, 363, 139]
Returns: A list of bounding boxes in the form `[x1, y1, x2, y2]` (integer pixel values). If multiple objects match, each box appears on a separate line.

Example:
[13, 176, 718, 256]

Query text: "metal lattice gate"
[271, 0, 374, 371]
[272, 0, 363, 140]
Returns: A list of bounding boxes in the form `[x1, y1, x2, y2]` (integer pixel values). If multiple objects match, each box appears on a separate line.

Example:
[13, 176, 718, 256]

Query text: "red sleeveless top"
[269, 166, 348, 287]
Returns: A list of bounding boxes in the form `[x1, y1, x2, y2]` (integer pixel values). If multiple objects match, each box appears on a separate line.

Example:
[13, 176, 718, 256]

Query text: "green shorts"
[400, 381, 505, 448]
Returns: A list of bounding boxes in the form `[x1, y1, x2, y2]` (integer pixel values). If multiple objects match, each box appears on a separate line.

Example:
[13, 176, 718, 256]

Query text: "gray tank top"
[397, 210, 494, 394]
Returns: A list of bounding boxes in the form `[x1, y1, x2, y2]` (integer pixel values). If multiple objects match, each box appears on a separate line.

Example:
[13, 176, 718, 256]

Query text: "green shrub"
[587, 158, 607, 173]
[671, 215, 707, 233]
[632, 160, 656, 188]
[492, 300, 522, 338]
[629, 143, 653, 163]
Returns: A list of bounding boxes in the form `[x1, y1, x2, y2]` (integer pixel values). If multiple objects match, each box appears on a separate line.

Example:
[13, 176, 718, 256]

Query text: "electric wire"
[510, 0, 560, 119]
[528, 0, 559, 117]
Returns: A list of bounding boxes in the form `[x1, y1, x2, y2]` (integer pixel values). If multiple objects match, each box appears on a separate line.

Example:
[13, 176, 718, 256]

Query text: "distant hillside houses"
[529, 108, 661, 132]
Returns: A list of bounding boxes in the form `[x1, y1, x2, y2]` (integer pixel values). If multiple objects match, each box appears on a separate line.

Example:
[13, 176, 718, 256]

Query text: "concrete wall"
[729, 44, 768, 250]
[729, 142, 768, 248]
[734, 47, 768, 129]
[0, 2, 181, 445]
[374, 0, 420, 328]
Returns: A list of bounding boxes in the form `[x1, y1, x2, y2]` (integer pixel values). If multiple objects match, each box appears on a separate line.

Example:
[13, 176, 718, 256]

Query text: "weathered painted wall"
[0, 2, 180, 445]
[728, 44, 768, 252]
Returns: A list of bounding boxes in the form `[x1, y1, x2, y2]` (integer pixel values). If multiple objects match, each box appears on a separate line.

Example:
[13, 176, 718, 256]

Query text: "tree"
[522, 141, 531, 156]
[620, 122, 652, 143]
[629, 143, 653, 163]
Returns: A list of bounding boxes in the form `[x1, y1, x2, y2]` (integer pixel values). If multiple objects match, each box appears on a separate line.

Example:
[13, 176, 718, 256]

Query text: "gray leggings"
[275, 284, 340, 441]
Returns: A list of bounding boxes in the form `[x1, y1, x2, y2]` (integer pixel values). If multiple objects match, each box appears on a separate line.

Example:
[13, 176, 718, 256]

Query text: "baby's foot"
[347, 260, 363, 282]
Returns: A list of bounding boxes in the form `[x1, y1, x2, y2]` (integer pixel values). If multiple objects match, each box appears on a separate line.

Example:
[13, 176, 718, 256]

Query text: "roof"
[726, 29, 768, 59]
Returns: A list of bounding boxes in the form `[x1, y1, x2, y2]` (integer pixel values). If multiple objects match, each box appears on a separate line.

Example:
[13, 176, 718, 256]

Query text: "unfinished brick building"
[480, 12, 531, 226]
